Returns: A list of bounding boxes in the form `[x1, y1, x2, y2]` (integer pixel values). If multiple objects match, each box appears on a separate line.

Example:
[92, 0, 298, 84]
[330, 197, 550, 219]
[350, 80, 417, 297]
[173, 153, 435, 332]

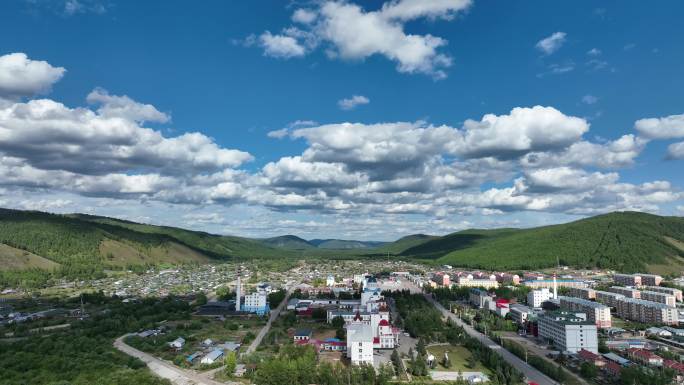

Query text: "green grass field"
[427, 345, 492, 374]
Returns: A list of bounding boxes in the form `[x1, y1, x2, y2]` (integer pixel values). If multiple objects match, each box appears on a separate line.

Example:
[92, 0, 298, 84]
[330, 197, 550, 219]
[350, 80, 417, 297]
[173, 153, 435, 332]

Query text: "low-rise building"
[627, 348, 663, 366]
[644, 286, 682, 302]
[527, 288, 553, 308]
[558, 296, 612, 328]
[537, 311, 599, 354]
[201, 349, 224, 365]
[457, 275, 499, 289]
[608, 286, 641, 299]
[615, 297, 679, 325]
[293, 329, 312, 342]
[640, 290, 676, 307]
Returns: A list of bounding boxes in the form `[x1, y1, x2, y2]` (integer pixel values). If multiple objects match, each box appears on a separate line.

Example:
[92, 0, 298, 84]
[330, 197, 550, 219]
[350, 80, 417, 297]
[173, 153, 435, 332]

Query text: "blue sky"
[0, 0, 683, 240]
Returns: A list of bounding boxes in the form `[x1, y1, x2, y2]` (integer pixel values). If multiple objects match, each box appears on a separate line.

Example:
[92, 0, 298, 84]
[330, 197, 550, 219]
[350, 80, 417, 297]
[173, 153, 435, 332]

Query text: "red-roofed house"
[578, 349, 606, 367]
[627, 348, 663, 366]
[603, 361, 622, 377]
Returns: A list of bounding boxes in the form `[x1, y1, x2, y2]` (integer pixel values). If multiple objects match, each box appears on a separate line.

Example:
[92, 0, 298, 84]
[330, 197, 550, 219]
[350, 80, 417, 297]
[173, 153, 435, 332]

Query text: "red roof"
[379, 319, 390, 326]
[604, 361, 622, 376]
[578, 349, 601, 361]
[373, 337, 379, 344]
[665, 360, 684, 373]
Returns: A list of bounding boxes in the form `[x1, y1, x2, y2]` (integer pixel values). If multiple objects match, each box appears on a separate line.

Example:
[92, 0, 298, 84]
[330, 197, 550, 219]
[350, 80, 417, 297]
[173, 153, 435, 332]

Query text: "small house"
[293, 328, 312, 342]
[200, 349, 224, 365]
[169, 337, 185, 349]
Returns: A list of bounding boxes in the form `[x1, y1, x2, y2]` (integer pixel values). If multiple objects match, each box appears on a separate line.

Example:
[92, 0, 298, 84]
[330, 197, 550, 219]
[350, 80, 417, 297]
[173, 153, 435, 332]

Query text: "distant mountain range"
[261, 235, 386, 250]
[1, 208, 683, 273]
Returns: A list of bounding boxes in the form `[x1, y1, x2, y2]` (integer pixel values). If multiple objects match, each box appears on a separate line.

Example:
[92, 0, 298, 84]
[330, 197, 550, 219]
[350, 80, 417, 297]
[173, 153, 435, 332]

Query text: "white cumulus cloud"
[535, 32, 567, 55]
[0, 53, 66, 99]
[338, 95, 370, 110]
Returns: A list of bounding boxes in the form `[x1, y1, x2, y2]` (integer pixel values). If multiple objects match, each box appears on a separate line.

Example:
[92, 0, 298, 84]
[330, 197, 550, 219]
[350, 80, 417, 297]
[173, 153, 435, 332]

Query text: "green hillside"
[374, 234, 439, 254]
[260, 235, 315, 250]
[399, 212, 684, 273]
[0, 209, 292, 271]
[310, 239, 387, 249]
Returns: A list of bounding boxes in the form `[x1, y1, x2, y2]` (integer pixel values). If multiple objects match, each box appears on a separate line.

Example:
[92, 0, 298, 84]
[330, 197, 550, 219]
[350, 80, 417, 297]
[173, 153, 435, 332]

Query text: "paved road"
[420, 290, 557, 385]
[244, 285, 296, 355]
[114, 335, 237, 385]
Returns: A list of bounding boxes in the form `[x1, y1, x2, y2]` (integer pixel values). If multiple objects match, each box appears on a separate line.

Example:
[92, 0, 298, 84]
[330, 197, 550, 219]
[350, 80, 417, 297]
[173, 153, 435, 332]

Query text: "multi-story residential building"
[559, 296, 612, 328]
[615, 298, 679, 325]
[608, 286, 641, 299]
[457, 275, 499, 289]
[613, 273, 663, 287]
[346, 322, 374, 365]
[242, 291, 269, 315]
[495, 273, 520, 285]
[469, 288, 493, 308]
[644, 286, 683, 302]
[613, 274, 642, 287]
[509, 304, 535, 325]
[640, 274, 663, 286]
[567, 287, 596, 300]
[639, 291, 676, 307]
[432, 272, 450, 287]
[537, 311, 599, 354]
[523, 279, 588, 290]
[595, 291, 625, 308]
[527, 288, 554, 308]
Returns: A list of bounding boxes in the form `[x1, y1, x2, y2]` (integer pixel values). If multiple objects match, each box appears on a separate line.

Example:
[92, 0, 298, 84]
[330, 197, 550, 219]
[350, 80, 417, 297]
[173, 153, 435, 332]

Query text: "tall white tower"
[553, 274, 558, 300]
[235, 274, 241, 312]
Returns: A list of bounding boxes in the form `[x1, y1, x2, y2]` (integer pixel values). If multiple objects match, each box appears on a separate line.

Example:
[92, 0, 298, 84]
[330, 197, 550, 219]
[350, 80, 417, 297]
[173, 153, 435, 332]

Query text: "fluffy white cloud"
[338, 95, 370, 110]
[668, 141, 684, 160]
[259, 31, 306, 58]
[521, 135, 646, 169]
[0, 53, 66, 99]
[517, 167, 619, 193]
[0, 98, 252, 175]
[456, 106, 589, 158]
[535, 32, 567, 55]
[251, 0, 471, 78]
[292, 8, 317, 24]
[267, 128, 289, 139]
[634, 113, 684, 139]
[86, 88, 170, 123]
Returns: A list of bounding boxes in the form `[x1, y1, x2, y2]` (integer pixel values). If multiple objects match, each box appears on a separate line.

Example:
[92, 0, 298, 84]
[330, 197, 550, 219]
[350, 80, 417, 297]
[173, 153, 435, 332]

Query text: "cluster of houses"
[137, 328, 241, 366]
[197, 275, 271, 316]
[288, 275, 401, 366]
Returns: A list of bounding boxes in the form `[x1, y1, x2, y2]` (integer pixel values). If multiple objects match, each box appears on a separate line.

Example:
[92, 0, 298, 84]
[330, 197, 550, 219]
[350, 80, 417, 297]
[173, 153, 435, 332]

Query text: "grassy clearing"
[427, 345, 492, 374]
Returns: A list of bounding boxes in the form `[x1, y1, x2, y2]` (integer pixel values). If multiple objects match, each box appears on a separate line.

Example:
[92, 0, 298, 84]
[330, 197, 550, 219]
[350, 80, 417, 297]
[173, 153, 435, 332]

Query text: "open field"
[427, 344, 492, 374]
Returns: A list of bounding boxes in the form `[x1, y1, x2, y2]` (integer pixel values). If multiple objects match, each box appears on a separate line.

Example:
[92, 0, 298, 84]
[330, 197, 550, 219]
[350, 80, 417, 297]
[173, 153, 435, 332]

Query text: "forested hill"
[0, 208, 290, 271]
[391, 212, 684, 273]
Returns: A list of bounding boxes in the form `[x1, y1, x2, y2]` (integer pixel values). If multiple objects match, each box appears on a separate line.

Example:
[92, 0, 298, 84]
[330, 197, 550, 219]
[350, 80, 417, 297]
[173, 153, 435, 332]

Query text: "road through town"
[423, 294, 557, 385]
[114, 334, 237, 385]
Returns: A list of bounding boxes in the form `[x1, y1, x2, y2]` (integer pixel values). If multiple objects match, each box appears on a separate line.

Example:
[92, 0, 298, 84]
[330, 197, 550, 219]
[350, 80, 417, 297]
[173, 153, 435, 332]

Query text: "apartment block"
[595, 291, 625, 308]
[567, 287, 596, 300]
[527, 288, 554, 308]
[523, 279, 588, 290]
[640, 291, 676, 307]
[609, 286, 641, 299]
[613, 273, 662, 287]
[644, 286, 683, 302]
[559, 296, 612, 328]
[457, 275, 499, 289]
[538, 311, 599, 354]
[615, 298, 679, 325]
[509, 304, 535, 325]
